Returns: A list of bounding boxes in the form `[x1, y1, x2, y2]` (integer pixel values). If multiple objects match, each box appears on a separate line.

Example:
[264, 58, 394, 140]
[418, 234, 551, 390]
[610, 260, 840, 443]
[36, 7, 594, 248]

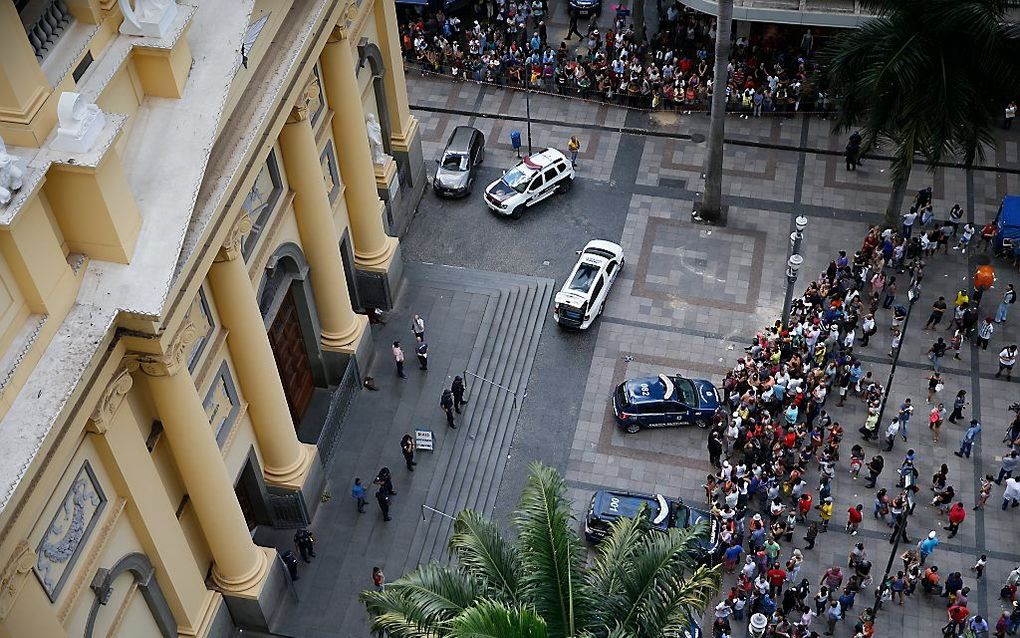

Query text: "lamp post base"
[691, 199, 729, 226]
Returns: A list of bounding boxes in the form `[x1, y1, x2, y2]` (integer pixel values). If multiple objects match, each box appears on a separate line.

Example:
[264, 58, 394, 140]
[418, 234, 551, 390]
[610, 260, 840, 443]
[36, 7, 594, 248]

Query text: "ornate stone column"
[87, 367, 212, 632]
[137, 323, 268, 593]
[277, 84, 368, 351]
[320, 26, 398, 269]
[208, 214, 316, 488]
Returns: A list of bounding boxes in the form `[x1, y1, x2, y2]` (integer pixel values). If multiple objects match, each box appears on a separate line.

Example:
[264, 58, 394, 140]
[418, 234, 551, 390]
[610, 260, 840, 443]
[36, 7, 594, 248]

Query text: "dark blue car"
[612, 373, 721, 433]
[583, 489, 721, 557]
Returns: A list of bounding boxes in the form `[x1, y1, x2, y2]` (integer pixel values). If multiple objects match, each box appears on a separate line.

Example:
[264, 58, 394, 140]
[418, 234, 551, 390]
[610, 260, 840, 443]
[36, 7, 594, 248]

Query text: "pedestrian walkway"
[259, 263, 552, 637]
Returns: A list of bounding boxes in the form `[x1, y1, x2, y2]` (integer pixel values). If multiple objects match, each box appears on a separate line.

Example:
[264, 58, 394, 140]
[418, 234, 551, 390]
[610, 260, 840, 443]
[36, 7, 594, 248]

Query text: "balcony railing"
[18, 0, 74, 61]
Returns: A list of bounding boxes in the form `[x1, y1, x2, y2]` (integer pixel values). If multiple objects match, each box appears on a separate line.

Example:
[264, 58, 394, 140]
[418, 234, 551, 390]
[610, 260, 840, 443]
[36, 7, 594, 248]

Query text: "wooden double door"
[268, 289, 314, 426]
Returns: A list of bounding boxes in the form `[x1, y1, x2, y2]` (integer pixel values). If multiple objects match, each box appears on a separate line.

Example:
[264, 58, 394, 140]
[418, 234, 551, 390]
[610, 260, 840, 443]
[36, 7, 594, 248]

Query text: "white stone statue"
[0, 137, 24, 206]
[51, 92, 107, 154]
[119, 0, 178, 38]
[366, 114, 386, 165]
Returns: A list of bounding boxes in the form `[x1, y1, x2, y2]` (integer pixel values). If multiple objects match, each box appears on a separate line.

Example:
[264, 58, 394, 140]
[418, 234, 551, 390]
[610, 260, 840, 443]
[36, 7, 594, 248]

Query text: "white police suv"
[553, 239, 624, 330]
[483, 148, 574, 219]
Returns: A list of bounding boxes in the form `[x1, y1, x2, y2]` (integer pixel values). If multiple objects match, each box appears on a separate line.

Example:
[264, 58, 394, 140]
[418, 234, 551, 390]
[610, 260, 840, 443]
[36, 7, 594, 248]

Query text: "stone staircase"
[400, 266, 554, 572]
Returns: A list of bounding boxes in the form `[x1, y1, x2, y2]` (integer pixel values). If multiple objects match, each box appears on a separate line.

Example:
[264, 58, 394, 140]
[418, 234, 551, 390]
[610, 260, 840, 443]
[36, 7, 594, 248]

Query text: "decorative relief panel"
[240, 151, 283, 260]
[203, 361, 240, 447]
[34, 462, 107, 601]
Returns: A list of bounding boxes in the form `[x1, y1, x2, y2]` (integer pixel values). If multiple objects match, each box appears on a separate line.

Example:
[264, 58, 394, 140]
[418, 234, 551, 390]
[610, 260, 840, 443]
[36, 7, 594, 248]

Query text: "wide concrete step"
[409, 274, 553, 567]
[416, 282, 539, 564]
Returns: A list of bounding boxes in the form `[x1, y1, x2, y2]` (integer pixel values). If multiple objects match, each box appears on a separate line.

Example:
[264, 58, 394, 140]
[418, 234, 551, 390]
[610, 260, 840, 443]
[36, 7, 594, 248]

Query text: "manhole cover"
[693, 257, 708, 268]
[690, 133, 707, 143]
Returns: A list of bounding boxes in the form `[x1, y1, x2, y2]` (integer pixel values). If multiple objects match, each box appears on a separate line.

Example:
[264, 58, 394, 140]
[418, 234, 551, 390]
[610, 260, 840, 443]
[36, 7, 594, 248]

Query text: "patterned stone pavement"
[405, 66, 1020, 637]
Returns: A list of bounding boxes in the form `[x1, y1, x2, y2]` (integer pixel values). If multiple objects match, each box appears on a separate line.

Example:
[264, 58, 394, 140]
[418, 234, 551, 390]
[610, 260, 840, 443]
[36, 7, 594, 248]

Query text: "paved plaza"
[266, 37, 1020, 637]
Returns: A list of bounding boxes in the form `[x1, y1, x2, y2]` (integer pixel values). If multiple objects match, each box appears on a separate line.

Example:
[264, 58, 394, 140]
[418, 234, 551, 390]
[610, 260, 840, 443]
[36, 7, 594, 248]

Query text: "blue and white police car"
[583, 489, 720, 557]
[612, 373, 721, 433]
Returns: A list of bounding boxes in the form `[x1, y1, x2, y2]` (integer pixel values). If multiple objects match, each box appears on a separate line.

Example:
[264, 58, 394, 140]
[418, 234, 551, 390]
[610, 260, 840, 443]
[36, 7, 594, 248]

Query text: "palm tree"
[698, 0, 734, 226]
[819, 0, 1020, 224]
[361, 462, 720, 637]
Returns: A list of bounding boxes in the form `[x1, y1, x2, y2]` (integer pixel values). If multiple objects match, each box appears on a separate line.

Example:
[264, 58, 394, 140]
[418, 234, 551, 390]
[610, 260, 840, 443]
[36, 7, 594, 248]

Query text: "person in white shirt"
[902, 210, 918, 238]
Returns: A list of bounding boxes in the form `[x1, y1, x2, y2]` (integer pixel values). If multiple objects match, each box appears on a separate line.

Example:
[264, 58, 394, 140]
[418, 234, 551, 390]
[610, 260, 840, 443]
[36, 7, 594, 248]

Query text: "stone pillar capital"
[327, 2, 358, 43]
[87, 366, 135, 435]
[286, 77, 321, 125]
[136, 321, 197, 377]
[0, 540, 35, 620]
[216, 213, 254, 262]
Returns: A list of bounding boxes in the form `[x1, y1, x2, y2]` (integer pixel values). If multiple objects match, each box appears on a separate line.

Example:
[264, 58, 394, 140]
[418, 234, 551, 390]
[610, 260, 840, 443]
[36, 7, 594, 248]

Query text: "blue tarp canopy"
[995, 195, 1020, 252]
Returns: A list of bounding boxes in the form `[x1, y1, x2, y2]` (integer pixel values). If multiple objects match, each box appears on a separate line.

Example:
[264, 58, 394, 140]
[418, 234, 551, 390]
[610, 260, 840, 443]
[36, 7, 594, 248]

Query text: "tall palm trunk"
[885, 164, 911, 226]
[699, 0, 733, 225]
[632, 0, 645, 43]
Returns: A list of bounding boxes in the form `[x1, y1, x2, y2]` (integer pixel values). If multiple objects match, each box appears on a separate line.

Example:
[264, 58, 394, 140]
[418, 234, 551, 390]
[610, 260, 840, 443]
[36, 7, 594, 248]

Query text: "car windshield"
[568, 263, 599, 293]
[502, 167, 532, 193]
[441, 152, 469, 171]
[674, 378, 696, 406]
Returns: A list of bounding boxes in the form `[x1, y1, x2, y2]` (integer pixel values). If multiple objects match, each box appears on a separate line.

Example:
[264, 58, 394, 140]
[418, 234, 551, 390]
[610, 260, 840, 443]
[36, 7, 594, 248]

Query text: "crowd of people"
[400, 0, 826, 113]
[699, 190, 1020, 638]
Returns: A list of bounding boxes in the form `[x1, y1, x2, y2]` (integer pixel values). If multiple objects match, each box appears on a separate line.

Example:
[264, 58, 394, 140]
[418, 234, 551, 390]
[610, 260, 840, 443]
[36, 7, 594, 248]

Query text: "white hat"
[929, 531, 937, 539]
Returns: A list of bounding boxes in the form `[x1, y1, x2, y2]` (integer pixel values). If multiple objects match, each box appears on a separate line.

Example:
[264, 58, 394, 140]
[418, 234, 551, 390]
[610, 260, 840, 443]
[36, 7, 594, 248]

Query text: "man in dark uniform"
[376, 488, 391, 521]
[401, 434, 416, 471]
[566, 9, 582, 40]
[441, 389, 456, 428]
[416, 336, 428, 370]
[282, 550, 300, 580]
[374, 467, 395, 495]
[452, 376, 467, 413]
[294, 529, 315, 562]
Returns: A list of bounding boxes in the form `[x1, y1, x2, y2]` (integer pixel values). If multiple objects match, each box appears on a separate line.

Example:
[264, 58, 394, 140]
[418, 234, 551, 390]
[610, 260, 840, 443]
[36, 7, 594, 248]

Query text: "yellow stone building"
[0, 0, 423, 635]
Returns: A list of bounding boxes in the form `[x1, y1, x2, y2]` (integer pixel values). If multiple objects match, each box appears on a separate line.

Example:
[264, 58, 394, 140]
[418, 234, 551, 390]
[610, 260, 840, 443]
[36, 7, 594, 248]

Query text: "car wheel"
[509, 205, 523, 220]
[694, 418, 710, 429]
[557, 178, 573, 194]
[625, 422, 640, 434]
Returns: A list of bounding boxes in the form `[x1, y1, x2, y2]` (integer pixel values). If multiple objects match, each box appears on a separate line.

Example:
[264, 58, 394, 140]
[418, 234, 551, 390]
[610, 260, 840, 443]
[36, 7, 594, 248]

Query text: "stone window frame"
[34, 461, 108, 602]
[241, 150, 284, 261]
[309, 63, 326, 127]
[320, 141, 341, 205]
[186, 287, 215, 373]
[202, 361, 241, 448]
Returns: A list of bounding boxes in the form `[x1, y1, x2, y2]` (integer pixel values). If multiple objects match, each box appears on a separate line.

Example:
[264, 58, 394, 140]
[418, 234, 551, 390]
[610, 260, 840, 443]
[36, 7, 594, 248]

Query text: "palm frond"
[450, 509, 522, 605]
[449, 600, 548, 638]
[586, 512, 648, 629]
[613, 520, 721, 637]
[513, 461, 590, 638]
[360, 563, 485, 637]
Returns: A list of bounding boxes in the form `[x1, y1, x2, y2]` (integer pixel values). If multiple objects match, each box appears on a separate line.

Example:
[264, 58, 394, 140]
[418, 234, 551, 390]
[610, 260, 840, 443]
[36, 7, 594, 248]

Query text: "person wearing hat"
[918, 530, 940, 565]
[817, 496, 834, 531]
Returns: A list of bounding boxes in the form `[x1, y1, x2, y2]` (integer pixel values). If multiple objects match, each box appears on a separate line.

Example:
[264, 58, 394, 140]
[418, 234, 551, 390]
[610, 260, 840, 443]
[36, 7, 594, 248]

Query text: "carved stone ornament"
[218, 213, 254, 262]
[118, 0, 178, 39]
[0, 541, 35, 620]
[365, 114, 387, 165]
[88, 367, 134, 435]
[0, 136, 24, 206]
[51, 93, 107, 154]
[138, 321, 198, 377]
[286, 78, 321, 124]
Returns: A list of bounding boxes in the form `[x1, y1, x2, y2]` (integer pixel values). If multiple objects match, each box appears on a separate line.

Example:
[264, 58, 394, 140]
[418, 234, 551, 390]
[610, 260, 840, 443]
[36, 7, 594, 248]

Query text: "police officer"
[441, 389, 456, 428]
[376, 487, 391, 522]
[415, 336, 428, 370]
[281, 550, 300, 580]
[452, 376, 467, 413]
[294, 529, 315, 562]
[374, 466, 395, 496]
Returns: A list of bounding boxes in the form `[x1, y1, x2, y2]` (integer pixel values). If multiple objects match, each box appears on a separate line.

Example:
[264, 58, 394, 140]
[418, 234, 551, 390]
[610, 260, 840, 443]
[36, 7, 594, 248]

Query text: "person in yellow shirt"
[567, 135, 581, 167]
[954, 289, 970, 309]
[817, 496, 834, 531]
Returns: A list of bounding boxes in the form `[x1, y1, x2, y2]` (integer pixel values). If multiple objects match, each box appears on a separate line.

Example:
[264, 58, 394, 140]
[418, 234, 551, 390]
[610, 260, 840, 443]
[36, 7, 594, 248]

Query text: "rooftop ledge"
[0, 0, 253, 518]
[681, 0, 876, 27]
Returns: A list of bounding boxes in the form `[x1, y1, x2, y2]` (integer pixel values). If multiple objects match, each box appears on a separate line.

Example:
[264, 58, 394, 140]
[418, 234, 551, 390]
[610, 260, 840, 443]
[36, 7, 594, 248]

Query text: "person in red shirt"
[797, 492, 813, 522]
[846, 503, 864, 535]
[767, 562, 787, 597]
[945, 603, 969, 635]
[944, 501, 967, 538]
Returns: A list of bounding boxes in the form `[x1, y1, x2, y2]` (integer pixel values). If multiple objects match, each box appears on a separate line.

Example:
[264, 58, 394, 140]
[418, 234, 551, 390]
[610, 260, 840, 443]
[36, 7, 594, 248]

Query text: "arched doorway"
[258, 243, 328, 428]
[84, 553, 176, 638]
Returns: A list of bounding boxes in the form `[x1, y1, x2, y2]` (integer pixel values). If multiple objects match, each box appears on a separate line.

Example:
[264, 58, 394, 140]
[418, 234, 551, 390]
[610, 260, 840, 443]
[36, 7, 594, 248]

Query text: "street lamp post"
[875, 280, 922, 428]
[781, 254, 804, 328]
[524, 79, 533, 156]
[790, 215, 808, 257]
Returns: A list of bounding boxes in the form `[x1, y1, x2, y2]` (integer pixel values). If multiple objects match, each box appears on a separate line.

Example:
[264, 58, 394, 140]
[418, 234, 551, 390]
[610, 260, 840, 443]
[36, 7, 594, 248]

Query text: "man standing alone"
[452, 375, 467, 413]
[415, 336, 428, 370]
[401, 433, 417, 471]
[392, 341, 406, 378]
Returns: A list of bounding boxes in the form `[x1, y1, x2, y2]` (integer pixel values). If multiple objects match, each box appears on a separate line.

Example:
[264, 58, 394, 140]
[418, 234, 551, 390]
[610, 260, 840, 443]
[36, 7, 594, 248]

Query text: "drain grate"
[692, 257, 709, 269]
